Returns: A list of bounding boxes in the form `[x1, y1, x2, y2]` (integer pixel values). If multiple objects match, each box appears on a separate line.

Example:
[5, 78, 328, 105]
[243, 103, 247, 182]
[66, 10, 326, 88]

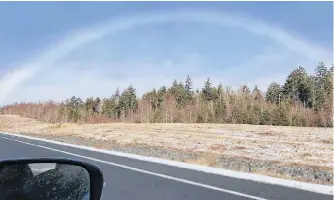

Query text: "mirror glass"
[0, 163, 90, 200]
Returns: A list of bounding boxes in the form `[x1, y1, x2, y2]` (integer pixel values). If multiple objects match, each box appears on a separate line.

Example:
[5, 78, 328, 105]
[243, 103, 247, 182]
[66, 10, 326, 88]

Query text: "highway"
[0, 133, 332, 200]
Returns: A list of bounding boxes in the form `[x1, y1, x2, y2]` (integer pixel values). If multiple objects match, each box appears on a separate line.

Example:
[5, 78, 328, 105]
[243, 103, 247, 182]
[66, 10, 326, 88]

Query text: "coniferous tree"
[2, 61, 333, 127]
[266, 82, 282, 104]
[201, 78, 214, 101]
[185, 75, 194, 103]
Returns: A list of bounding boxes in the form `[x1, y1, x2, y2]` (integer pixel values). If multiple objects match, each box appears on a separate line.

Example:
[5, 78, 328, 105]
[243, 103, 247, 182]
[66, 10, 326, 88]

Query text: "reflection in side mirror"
[0, 159, 104, 200]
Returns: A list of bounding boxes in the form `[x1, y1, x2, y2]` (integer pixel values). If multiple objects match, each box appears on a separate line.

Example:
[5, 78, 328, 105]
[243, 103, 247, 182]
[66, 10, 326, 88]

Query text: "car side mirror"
[0, 158, 104, 200]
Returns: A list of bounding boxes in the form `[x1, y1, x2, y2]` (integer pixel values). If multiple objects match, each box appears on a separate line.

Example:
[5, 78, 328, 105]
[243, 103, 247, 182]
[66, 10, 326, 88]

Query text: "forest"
[1, 62, 333, 127]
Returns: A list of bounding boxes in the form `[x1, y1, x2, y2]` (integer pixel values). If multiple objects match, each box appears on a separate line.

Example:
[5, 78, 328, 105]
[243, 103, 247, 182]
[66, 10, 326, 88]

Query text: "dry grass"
[185, 153, 218, 167]
[0, 114, 333, 169]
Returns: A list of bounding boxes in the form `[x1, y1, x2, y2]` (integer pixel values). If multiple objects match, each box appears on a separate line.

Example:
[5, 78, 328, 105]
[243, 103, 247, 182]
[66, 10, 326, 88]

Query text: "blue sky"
[0, 2, 333, 104]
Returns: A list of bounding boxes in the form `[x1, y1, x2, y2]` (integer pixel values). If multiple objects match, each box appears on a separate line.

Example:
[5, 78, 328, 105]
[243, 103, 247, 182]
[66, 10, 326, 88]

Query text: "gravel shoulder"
[0, 115, 333, 185]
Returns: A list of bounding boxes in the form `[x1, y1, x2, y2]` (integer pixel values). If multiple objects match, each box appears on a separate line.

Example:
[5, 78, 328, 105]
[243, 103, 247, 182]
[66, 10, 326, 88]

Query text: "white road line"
[0, 136, 268, 200]
[0, 132, 333, 196]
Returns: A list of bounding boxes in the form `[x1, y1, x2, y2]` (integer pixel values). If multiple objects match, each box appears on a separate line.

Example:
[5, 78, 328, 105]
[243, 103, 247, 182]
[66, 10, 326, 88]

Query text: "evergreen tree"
[184, 75, 194, 103]
[65, 96, 84, 122]
[7, 61, 332, 127]
[323, 67, 333, 97]
[314, 62, 330, 110]
[119, 85, 138, 116]
[213, 82, 227, 122]
[157, 86, 167, 108]
[102, 97, 118, 119]
[167, 79, 187, 107]
[201, 78, 214, 101]
[266, 82, 282, 104]
[282, 66, 313, 107]
[272, 103, 289, 126]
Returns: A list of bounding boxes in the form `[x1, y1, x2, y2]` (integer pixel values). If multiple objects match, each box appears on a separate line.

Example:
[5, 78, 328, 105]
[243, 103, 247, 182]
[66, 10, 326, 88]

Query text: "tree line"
[1, 62, 333, 127]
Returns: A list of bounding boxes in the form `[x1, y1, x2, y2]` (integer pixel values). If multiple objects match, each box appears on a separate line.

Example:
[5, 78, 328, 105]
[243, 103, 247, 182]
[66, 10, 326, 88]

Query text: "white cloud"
[0, 10, 332, 105]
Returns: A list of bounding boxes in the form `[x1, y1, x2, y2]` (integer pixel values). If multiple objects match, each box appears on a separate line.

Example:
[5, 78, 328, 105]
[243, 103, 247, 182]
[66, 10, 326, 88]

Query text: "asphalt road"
[0, 133, 332, 200]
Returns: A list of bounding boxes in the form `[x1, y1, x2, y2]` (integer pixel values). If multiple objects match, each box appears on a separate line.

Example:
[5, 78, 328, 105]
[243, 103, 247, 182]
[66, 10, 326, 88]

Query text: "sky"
[0, 1, 333, 105]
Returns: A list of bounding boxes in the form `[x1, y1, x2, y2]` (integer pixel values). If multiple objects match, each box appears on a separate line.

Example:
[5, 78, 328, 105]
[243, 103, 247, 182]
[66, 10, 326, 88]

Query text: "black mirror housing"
[0, 158, 104, 200]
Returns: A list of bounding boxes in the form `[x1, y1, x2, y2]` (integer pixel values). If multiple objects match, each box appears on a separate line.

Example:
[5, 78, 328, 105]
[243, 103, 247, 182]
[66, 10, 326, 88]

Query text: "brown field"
[0, 114, 333, 170]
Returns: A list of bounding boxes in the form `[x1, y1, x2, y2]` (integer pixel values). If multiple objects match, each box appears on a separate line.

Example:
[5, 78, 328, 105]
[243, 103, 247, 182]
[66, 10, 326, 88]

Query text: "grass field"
[1, 114, 332, 169]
